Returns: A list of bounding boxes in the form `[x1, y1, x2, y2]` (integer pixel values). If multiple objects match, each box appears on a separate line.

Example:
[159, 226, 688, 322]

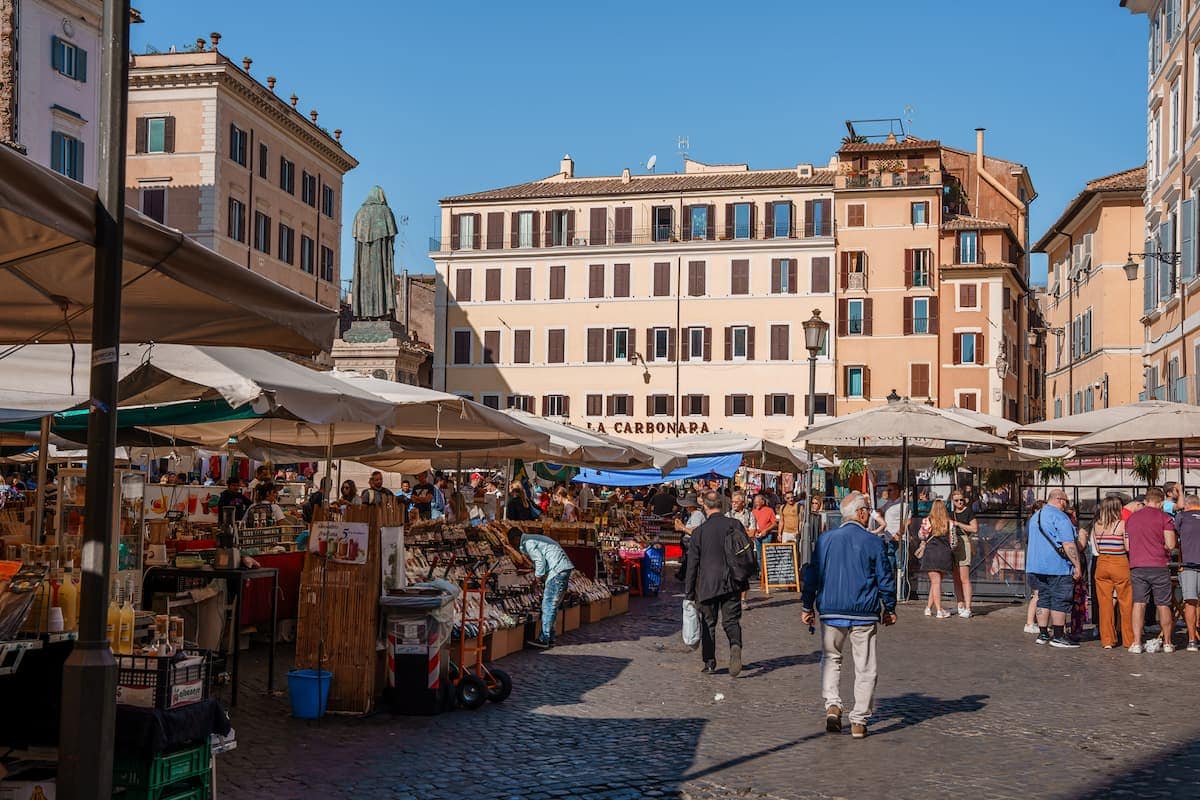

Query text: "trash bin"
[379, 588, 458, 716]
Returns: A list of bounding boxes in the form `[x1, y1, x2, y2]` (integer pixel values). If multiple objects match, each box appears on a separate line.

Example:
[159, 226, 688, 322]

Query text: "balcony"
[837, 169, 941, 190]
[429, 221, 835, 253]
[846, 272, 866, 291]
[1174, 376, 1190, 403]
[953, 246, 986, 265]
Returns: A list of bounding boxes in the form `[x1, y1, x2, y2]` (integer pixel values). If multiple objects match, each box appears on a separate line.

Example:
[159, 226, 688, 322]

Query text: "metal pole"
[58, 2, 129, 795]
[32, 416, 50, 544]
[1180, 438, 1186, 494]
[806, 354, 818, 427]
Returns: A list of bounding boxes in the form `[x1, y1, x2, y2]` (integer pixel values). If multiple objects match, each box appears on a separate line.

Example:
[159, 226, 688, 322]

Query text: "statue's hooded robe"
[351, 186, 398, 319]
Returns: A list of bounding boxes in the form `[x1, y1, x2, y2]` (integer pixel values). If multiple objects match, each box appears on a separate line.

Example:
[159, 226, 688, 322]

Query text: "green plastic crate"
[113, 741, 209, 792]
[113, 774, 210, 800]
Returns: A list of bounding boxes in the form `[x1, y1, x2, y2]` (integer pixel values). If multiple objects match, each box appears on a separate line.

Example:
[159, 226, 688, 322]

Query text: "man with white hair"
[801, 491, 897, 739]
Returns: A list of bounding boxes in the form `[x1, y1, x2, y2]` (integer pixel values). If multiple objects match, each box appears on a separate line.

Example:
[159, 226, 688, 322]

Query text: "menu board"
[762, 542, 800, 591]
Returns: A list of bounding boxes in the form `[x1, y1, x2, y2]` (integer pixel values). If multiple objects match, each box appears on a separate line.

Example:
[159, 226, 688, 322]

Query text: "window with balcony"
[910, 248, 932, 287]
[653, 206, 673, 242]
[805, 199, 831, 237]
[772, 201, 791, 237]
[912, 297, 929, 334]
[458, 215, 476, 251]
[690, 205, 709, 239]
[517, 211, 534, 248]
[550, 210, 571, 246]
[957, 231, 978, 264]
[733, 203, 751, 239]
[847, 299, 864, 335]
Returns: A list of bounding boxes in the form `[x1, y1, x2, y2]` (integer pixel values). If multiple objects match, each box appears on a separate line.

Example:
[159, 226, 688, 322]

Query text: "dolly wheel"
[456, 674, 487, 710]
[485, 666, 512, 703]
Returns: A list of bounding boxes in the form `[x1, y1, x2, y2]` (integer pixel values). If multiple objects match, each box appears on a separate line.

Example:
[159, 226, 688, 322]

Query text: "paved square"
[218, 581, 1200, 799]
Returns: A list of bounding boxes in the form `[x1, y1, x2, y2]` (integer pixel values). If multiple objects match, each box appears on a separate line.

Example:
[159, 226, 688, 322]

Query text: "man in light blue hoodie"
[509, 527, 575, 649]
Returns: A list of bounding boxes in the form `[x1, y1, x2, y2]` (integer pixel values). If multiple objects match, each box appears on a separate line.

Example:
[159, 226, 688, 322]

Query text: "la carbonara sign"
[585, 420, 711, 436]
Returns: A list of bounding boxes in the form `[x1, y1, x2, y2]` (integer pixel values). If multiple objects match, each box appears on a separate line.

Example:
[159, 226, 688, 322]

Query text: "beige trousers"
[820, 622, 878, 725]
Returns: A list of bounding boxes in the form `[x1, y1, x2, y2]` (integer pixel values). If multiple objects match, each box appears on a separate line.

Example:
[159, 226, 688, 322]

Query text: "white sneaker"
[1023, 623, 1040, 634]
[936, 610, 953, 619]
[1163, 642, 1176, 654]
[958, 608, 972, 619]
[1129, 643, 1143, 654]
[924, 607, 932, 617]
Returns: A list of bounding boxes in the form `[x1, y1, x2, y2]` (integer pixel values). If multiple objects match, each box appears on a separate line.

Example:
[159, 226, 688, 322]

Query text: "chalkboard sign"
[762, 542, 800, 592]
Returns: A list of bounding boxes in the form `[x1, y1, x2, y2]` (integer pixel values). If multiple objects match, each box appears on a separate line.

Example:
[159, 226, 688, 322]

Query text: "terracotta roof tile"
[1085, 165, 1146, 192]
[838, 137, 940, 154]
[442, 169, 835, 203]
[941, 216, 1012, 232]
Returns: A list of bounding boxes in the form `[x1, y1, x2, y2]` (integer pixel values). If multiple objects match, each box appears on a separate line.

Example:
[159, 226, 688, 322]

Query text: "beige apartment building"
[833, 127, 1039, 421]
[1123, 0, 1200, 402]
[124, 34, 358, 311]
[1034, 166, 1146, 418]
[432, 156, 838, 444]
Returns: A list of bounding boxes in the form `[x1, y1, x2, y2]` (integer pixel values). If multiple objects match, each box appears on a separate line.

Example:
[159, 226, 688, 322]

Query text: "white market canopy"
[0, 144, 335, 355]
[1068, 401, 1200, 457]
[1012, 402, 1169, 450]
[796, 400, 1011, 456]
[656, 430, 810, 472]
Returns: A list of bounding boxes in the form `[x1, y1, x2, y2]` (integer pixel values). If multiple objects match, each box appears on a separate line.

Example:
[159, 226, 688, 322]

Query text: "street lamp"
[1125, 249, 1181, 283]
[802, 309, 830, 426]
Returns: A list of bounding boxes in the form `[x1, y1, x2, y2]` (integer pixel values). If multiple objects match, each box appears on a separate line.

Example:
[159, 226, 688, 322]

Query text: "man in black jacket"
[684, 491, 748, 676]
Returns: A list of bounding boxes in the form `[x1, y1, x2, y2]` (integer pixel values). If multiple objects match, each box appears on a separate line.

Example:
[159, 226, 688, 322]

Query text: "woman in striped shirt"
[1091, 495, 1135, 650]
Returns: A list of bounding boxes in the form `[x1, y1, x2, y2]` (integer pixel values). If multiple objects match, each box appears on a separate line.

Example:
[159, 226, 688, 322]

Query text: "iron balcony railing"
[430, 222, 835, 252]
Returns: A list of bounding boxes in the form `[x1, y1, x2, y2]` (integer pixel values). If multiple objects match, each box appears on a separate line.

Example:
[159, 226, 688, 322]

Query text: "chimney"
[560, 153, 574, 178]
[975, 127, 985, 161]
[621, 167, 631, 184]
[885, 132, 897, 144]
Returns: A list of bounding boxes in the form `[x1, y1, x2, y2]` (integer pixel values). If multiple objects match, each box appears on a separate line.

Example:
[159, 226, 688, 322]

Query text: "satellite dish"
[646, 154, 657, 172]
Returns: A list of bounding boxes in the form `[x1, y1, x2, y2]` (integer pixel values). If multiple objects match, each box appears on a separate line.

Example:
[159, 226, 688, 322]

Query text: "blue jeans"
[540, 570, 571, 642]
[755, 533, 777, 565]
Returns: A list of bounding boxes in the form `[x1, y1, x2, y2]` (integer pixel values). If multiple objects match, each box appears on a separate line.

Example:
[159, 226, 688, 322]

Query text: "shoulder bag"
[1034, 510, 1071, 562]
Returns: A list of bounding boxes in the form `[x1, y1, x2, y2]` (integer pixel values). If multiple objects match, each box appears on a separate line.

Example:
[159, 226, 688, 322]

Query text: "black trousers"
[698, 592, 743, 663]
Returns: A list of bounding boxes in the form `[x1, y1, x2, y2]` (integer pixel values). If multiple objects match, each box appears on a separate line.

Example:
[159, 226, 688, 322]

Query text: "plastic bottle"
[118, 577, 135, 655]
[106, 579, 121, 651]
[57, 562, 79, 632]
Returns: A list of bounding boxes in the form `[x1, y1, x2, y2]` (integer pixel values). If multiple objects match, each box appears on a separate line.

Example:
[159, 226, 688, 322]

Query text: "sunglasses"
[952, 498, 965, 502]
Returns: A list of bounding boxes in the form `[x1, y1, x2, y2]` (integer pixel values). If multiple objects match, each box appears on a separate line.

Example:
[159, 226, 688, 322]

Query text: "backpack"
[724, 520, 760, 589]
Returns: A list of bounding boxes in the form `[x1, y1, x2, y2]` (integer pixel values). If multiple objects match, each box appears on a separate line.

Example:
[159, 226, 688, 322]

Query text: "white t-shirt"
[881, 499, 906, 536]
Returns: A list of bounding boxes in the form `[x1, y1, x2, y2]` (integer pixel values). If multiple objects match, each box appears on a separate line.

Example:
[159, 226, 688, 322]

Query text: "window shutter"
[75, 46, 87, 81]
[747, 326, 756, 360]
[680, 328, 690, 360]
[787, 201, 796, 237]
[51, 36, 63, 71]
[811, 257, 830, 293]
[725, 395, 733, 416]
[704, 328, 712, 361]
[747, 395, 755, 416]
[590, 207, 607, 245]
[606, 395, 614, 416]
[615, 207, 632, 243]
[701, 395, 710, 415]
[953, 333, 962, 364]
[1183, 198, 1196, 281]
[724, 204, 734, 239]
[50, 131, 63, 173]
[532, 211, 541, 248]
[904, 249, 914, 288]
[724, 327, 733, 361]
[646, 395, 654, 416]
[668, 395, 676, 416]
[731, 259, 749, 295]
[786, 394, 795, 416]
[977, 332, 985, 365]
[862, 367, 871, 401]
[788, 260, 798, 294]
[764, 395, 774, 416]
[707, 204, 716, 240]
[646, 328, 654, 362]
[162, 116, 176, 153]
[840, 252, 850, 290]
[929, 296, 939, 334]
[229, 123, 236, 161]
[486, 212, 503, 250]
[749, 203, 758, 239]
[837, 298, 848, 336]
[450, 215, 460, 250]
[544, 212, 554, 247]
[135, 118, 148, 153]
[764, 202, 775, 239]
[804, 200, 815, 237]
[471, 214, 481, 249]
[510, 212, 520, 248]
[681, 205, 692, 242]
[842, 366, 850, 397]
[566, 210, 576, 244]
[863, 298, 873, 336]
[668, 328, 677, 362]
[606, 328, 615, 362]
[903, 297, 913, 336]
[771, 259, 781, 293]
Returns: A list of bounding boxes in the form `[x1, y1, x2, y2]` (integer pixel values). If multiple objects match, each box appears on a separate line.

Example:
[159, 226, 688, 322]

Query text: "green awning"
[0, 398, 262, 434]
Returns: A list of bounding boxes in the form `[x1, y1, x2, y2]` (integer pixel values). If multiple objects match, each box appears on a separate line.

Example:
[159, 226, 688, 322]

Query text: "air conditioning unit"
[573, 237, 588, 246]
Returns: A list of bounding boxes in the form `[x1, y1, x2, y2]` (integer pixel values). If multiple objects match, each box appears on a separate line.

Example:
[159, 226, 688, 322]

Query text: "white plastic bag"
[682, 599, 701, 647]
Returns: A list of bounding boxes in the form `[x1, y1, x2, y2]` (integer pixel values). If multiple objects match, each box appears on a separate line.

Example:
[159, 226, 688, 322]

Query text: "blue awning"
[571, 453, 743, 486]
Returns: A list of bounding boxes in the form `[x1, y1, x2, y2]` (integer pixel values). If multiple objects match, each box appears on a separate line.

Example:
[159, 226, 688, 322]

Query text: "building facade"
[1123, 0, 1200, 403]
[124, 35, 357, 310]
[433, 156, 839, 443]
[1, 0, 102, 185]
[833, 127, 1038, 421]
[1034, 166, 1146, 417]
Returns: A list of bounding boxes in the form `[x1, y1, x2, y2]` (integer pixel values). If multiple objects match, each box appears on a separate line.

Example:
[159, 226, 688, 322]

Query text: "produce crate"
[610, 591, 629, 616]
[114, 775, 211, 800]
[113, 741, 210, 794]
[116, 650, 210, 710]
[562, 605, 581, 632]
[581, 598, 609, 624]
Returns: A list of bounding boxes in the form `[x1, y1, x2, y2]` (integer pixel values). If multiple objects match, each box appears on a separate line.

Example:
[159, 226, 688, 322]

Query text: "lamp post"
[802, 309, 830, 427]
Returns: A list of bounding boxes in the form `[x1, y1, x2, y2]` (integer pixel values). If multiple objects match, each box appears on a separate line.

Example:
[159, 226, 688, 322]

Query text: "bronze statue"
[350, 186, 398, 320]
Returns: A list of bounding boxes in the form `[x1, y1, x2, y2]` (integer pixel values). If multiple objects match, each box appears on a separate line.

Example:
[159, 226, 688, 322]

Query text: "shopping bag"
[682, 599, 701, 647]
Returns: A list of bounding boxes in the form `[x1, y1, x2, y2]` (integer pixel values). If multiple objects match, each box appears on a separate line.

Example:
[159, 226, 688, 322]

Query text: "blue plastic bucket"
[287, 669, 332, 719]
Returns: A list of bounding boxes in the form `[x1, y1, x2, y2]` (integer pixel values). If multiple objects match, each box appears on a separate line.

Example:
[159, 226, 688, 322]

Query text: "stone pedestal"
[331, 320, 426, 384]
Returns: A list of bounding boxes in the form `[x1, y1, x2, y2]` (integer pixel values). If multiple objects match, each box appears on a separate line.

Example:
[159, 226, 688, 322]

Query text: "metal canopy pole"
[57, 2, 130, 796]
[32, 416, 51, 543]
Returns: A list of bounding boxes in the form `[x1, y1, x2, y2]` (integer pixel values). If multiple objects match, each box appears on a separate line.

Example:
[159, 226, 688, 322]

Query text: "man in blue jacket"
[508, 528, 575, 649]
[801, 491, 897, 739]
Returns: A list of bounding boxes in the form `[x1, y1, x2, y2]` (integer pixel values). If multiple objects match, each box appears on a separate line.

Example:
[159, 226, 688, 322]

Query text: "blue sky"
[132, 0, 1148, 287]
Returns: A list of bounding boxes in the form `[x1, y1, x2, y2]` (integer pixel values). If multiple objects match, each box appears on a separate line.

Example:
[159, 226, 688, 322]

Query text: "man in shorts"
[1176, 494, 1200, 651]
[1125, 487, 1178, 654]
[1025, 489, 1081, 648]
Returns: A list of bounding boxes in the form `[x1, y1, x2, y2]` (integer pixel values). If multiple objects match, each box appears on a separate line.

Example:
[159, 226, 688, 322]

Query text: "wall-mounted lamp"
[632, 352, 651, 384]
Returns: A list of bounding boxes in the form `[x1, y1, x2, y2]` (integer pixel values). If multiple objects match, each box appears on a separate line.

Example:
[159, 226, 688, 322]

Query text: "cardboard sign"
[311, 521, 369, 564]
[762, 541, 800, 592]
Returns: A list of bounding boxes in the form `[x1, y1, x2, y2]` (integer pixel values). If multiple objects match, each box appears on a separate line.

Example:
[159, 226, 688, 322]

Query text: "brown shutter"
[680, 328, 690, 360]
[704, 328, 712, 361]
[747, 326, 756, 360]
[788, 201, 797, 237]
[606, 395, 614, 415]
[848, 204, 864, 227]
[764, 202, 775, 239]
[606, 328, 615, 362]
[532, 210, 541, 247]
[615, 207, 632, 243]
[904, 249, 914, 288]
[977, 332, 985, 365]
[786, 394, 795, 415]
[646, 395, 654, 416]
[511, 212, 521, 248]
[842, 366, 850, 397]
[771, 259, 781, 293]
[515, 267, 531, 300]
[487, 212, 504, 249]
[953, 333, 962, 365]
[747, 395, 755, 417]
[563, 396, 570, 417]
[544, 211, 554, 247]
[731, 259, 749, 295]
[668, 328, 677, 362]
[681, 205, 692, 241]
[590, 207, 606, 245]
[863, 298, 874, 336]
[724, 327, 733, 361]
[929, 296, 940, 334]
[707, 204, 716, 240]
[472, 214, 482, 250]
[645, 328, 654, 362]
[863, 367, 871, 401]
[788, 260, 798, 294]
[450, 214, 460, 250]
[589, 264, 604, 298]
[840, 252, 850, 290]
[837, 298, 848, 336]
[812, 256, 830, 293]
[724, 204, 734, 240]
[903, 297, 914, 336]
[749, 202, 758, 239]
[701, 395, 710, 415]
[542, 396, 550, 417]
[765, 394, 774, 416]
[725, 395, 733, 416]
[456, 269, 471, 301]
[485, 268, 501, 301]
[668, 395, 676, 416]
[163, 116, 175, 152]
[628, 328, 637, 362]
[614, 263, 630, 297]
[804, 199, 815, 237]
[135, 117, 148, 153]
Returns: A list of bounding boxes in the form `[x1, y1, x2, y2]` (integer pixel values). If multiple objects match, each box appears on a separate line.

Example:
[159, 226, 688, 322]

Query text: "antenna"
[645, 154, 657, 172]
[903, 105, 915, 132]
[677, 136, 690, 162]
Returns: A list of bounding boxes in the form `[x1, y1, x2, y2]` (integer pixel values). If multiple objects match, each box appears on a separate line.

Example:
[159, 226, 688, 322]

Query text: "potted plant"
[1037, 457, 1068, 487]
[1131, 455, 1163, 487]
[838, 458, 867, 479]
[932, 454, 965, 475]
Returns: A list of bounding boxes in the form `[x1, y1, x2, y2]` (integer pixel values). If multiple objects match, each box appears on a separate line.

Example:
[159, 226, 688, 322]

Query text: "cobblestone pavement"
[216, 580, 1200, 799]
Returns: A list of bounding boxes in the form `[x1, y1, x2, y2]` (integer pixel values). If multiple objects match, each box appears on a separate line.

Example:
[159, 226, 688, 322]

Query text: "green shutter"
[72, 138, 84, 180]
[51, 37, 63, 72]
[76, 47, 87, 82]
[50, 132, 63, 173]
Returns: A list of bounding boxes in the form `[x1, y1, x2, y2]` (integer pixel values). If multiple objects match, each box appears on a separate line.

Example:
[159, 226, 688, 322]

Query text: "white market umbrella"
[1068, 402, 1200, 487]
[658, 430, 809, 472]
[796, 400, 1010, 455]
[1012, 402, 1167, 451]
